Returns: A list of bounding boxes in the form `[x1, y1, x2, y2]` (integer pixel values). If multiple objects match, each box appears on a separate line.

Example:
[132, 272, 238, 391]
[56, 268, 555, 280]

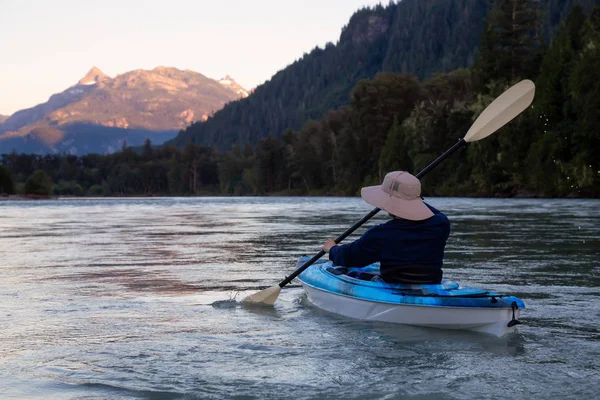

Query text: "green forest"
[171, 0, 597, 150]
[1, 1, 599, 198]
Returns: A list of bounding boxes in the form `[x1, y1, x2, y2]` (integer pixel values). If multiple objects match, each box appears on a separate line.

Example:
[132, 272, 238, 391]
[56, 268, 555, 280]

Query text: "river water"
[0, 197, 598, 399]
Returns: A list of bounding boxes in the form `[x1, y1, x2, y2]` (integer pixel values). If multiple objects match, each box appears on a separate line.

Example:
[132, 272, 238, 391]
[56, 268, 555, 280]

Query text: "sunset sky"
[0, 0, 384, 115]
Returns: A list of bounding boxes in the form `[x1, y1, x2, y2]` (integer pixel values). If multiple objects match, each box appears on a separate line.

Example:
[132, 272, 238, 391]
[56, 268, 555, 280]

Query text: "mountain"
[0, 66, 247, 154]
[170, 0, 599, 151]
[78, 66, 108, 85]
[0, 115, 8, 124]
[0, 123, 178, 155]
[219, 75, 249, 98]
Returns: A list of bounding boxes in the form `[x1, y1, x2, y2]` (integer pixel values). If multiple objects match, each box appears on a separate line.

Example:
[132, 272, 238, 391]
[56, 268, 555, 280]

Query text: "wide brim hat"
[360, 171, 433, 221]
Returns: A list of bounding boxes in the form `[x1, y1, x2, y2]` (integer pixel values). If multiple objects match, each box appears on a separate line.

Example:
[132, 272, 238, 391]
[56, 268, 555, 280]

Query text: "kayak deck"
[297, 257, 525, 309]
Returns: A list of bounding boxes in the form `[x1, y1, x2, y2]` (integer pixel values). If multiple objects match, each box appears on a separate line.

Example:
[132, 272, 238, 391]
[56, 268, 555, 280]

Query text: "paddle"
[242, 79, 536, 305]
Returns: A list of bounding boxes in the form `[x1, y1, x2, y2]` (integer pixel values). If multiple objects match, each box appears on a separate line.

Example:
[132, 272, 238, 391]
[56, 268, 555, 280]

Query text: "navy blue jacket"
[328, 203, 450, 270]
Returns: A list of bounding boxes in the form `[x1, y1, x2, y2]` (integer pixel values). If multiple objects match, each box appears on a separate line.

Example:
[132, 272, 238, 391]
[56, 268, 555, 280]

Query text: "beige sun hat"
[360, 171, 433, 221]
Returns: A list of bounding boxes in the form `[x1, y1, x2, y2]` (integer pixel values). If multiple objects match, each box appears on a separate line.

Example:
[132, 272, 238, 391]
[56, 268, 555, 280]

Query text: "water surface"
[0, 197, 599, 399]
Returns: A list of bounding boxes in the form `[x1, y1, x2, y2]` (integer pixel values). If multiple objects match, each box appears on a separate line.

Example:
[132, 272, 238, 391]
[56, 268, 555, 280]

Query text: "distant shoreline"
[0, 194, 54, 201]
[1, 193, 598, 201]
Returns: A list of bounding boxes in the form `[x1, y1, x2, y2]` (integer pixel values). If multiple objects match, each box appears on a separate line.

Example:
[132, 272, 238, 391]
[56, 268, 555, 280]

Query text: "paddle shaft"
[278, 138, 467, 288]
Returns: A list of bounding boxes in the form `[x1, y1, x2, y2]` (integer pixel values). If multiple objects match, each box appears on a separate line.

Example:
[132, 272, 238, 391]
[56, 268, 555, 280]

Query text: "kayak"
[296, 256, 525, 337]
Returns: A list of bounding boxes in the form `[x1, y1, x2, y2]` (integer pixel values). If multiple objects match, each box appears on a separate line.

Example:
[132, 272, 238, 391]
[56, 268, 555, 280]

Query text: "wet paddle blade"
[464, 80, 535, 143]
[241, 285, 281, 305]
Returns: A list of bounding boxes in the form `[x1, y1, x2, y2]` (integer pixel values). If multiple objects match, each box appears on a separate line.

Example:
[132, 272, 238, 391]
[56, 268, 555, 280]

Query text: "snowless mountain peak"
[219, 75, 249, 98]
[78, 66, 108, 86]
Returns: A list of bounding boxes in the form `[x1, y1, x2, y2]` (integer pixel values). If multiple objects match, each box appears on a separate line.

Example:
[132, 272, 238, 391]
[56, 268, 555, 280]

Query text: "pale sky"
[0, 0, 385, 115]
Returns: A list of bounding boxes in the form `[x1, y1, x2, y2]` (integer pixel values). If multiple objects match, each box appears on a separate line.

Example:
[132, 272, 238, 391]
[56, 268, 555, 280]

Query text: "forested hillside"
[170, 0, 598, 151]
[2, 1, 599, 198]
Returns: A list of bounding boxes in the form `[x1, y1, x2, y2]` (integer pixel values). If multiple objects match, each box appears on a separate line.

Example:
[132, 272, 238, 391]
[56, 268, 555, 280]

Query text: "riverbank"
[1, 192, 598, 201]
[0, 194, 53, 201]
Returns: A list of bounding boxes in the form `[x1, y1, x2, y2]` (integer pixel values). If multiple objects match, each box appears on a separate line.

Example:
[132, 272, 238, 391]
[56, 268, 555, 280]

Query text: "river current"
[0, 197, 598, 399]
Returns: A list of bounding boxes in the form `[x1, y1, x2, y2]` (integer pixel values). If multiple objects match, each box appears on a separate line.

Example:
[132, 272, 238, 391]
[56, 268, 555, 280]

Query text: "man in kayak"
[322, 171, 450, 284]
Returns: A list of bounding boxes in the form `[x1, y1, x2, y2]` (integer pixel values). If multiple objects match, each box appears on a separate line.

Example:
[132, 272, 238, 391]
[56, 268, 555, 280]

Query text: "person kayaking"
[322, 171, 450, 284]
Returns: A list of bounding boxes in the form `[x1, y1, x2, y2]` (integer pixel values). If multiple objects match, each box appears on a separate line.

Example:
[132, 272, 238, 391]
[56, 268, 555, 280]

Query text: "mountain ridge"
[0, 66, 247, 154]
[170, 0, 490, 150]
[170, 0, 599, 151]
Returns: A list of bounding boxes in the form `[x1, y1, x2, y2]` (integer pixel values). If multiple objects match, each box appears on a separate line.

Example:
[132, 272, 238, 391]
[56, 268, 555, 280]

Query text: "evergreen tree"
[569, 5, 600, 193]
[473, 0, 543, 89]
[142, 138, 153, 161]
[24, 170, 53, 196]
[378, 117, 413, 174]
[0, 166, 16, 194]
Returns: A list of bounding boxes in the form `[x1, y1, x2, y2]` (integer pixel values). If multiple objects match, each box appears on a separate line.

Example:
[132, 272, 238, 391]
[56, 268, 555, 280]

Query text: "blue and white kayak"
[296, 256, 525, 337]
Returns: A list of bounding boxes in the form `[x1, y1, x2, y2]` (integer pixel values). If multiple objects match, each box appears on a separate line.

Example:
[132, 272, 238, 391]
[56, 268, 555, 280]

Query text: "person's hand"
[322, 239, 337, 253]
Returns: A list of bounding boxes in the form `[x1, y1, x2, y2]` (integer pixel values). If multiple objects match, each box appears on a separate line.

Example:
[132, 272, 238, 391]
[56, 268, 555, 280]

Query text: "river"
[0, 197, 598, 399]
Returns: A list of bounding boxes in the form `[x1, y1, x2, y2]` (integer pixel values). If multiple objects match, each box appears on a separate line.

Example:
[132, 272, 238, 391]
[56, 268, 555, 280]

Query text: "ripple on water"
[0, 197, 599, 399]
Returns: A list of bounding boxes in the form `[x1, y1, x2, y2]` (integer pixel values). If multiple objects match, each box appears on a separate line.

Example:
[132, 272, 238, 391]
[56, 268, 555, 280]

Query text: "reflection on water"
[0, 197, 599, 399]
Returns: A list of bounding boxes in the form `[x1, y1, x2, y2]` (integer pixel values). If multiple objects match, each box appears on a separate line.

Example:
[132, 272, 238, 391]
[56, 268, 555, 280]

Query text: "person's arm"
[322, 227, 380, 267]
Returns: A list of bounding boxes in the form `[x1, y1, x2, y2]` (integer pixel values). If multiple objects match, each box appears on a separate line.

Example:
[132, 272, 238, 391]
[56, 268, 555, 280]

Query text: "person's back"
[323, 171, 450, 284]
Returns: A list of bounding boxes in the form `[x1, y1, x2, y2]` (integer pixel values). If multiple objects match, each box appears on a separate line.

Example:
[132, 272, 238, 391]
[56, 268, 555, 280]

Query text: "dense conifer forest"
[1, 0, 599, 198]
[170, 0, 598, 150]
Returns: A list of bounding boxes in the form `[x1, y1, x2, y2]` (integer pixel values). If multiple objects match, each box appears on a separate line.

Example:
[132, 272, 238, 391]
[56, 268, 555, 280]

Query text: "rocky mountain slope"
[0, 66, 247, 154]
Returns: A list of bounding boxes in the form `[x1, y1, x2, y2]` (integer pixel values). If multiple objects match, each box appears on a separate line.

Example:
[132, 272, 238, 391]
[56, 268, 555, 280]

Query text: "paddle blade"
[464, 80, 535, 143]
[241, 285, 281, 305]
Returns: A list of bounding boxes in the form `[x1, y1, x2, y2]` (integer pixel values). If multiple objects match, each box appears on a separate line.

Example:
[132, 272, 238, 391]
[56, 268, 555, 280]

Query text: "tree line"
[1, 2, 599, 198]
